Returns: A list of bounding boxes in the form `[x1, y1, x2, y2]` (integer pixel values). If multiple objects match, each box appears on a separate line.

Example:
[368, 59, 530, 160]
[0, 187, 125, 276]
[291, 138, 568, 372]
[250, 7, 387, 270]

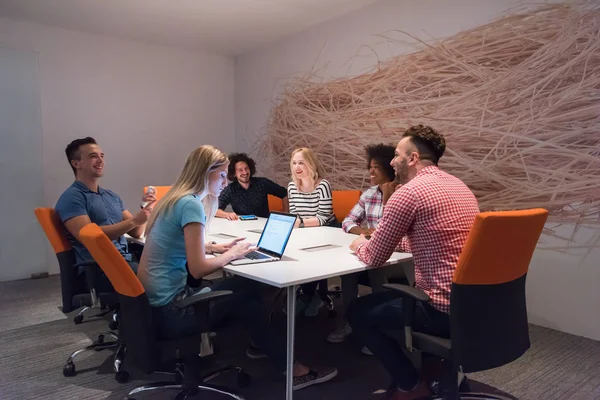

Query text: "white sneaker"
[327, 323, 352, 343]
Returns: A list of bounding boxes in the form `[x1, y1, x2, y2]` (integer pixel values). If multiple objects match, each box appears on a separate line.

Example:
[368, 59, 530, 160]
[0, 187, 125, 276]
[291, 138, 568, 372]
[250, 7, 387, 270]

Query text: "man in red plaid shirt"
[347, 125, 479, 400]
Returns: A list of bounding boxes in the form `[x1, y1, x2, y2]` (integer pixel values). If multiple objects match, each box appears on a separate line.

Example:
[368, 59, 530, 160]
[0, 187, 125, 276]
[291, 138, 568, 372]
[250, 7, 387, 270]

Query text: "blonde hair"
[290, 147, 325, 190]
[145, 145, 228, 235]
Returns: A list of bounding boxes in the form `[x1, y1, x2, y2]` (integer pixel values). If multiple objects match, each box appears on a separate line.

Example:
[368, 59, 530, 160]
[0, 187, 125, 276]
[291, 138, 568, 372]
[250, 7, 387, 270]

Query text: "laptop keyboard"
[246, 251, 270, 260]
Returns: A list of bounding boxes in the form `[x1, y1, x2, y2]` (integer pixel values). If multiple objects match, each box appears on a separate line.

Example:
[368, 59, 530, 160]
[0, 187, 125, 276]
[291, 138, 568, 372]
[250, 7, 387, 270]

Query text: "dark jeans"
[88, 261, 139, 294]
[347, 291, 450, 390]
[153, 276, 287, 372]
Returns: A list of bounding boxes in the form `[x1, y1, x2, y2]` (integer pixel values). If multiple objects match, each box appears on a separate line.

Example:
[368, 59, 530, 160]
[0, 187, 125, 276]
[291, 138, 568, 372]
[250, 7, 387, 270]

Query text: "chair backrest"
[450, 208, 548, 373]
[144, 186, 171, 202]
[34, 207, 87, 312]
[268, 194, 284, 212]
[79, 223, 158, 372]
[332, 190, 361, 223]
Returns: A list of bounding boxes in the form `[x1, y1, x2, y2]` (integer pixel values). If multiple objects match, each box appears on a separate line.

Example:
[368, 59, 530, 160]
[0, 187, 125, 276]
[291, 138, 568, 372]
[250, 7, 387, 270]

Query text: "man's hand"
[212, 237, 245, 253]
[226, 212, 239, 221]
[380, 182, 401, 206]
[142, 191, 157, 206]
[349, 234, 368, 253]
[133, 201, 155, 225]
[362, 228, 376, 237]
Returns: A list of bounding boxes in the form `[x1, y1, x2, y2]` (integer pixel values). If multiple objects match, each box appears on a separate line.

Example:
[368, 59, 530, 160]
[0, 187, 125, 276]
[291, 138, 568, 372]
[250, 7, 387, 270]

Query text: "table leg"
[286, 284, 296, 400]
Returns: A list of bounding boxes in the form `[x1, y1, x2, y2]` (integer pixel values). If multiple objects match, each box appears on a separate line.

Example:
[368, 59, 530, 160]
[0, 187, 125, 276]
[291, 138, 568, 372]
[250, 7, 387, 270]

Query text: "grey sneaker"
[361, 346, 373, 356]
[304, 295, 323, 317]
[327, 322, 352, 343]
[282, 297, 309, 316]
[293, 367, 338, 390]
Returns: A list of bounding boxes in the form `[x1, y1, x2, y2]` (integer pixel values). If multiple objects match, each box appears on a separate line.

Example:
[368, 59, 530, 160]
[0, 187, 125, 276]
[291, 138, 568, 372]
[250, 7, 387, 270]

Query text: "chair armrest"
[383, 283, 431, 302]
[174, 290, 233, 309]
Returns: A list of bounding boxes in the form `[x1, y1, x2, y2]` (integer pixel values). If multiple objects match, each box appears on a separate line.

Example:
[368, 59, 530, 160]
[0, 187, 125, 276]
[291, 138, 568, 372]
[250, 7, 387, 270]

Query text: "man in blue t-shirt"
[216, 153, 288, 220]
[55, 137, 156, 292]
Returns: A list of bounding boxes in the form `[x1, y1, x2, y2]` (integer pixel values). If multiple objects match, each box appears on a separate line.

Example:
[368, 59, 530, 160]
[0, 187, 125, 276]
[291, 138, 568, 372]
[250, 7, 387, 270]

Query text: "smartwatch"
[297, 214, 305, 228]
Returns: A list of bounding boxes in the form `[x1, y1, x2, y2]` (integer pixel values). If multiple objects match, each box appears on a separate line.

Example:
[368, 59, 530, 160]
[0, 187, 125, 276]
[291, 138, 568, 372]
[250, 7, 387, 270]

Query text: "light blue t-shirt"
[138, 195, 207, 307]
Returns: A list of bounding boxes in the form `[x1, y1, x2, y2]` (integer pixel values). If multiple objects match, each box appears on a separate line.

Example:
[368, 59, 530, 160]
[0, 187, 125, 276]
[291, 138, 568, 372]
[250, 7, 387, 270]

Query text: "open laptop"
[230, 212, 297, 265]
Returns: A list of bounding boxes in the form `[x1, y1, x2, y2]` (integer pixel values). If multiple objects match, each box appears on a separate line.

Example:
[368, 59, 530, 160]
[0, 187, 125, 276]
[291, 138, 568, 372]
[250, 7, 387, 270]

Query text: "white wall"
[0, 47, 45, 281]
[234, 0, 600, 341]
[0, 18, 235, 275]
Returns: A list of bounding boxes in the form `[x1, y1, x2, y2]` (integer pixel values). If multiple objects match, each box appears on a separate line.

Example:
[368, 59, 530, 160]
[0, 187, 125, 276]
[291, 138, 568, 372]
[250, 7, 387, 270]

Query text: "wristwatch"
[297, 214, 305, 228]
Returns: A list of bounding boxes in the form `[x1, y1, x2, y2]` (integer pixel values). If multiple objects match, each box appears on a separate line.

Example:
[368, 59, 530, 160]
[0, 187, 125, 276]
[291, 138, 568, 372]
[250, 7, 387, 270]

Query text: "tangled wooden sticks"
[258, 1, 600, 232]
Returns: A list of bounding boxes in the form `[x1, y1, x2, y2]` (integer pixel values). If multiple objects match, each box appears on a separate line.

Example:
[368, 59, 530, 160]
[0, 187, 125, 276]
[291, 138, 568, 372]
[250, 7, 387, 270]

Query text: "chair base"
[63, 331, 119, 377]
[430, 393, 513, 400]
[73, 305, 113, 324]
[125, 383, 245, 400]
[124, 363, 249, 399]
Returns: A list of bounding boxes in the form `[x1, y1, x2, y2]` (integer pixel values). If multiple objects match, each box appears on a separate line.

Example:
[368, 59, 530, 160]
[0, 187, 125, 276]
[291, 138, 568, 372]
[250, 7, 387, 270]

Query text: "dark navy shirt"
[218, 177, 287, 218]
[55, 181, 131, 268]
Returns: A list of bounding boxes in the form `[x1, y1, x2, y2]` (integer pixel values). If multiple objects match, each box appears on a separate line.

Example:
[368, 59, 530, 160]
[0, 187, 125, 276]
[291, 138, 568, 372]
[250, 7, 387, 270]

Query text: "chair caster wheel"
[109, 321, 118, 330]
[238, 371, 252, 388]
[115, 370, 129, 383]
[63, 362, 76, 377]
[73, 315, 83, 324]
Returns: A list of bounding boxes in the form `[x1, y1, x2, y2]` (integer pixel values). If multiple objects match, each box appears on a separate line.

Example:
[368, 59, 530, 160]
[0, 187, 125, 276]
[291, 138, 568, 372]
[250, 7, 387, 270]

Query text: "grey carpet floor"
[0, 275, 599, 400]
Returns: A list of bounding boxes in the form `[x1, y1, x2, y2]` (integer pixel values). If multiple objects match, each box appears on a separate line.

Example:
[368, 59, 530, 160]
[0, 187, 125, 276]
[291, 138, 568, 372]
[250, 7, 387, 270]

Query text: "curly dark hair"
[65, 137, 97, 175]
[402, 124, 446, 164]
[366, 143, 395, 182]
[227, 152, 257, 181]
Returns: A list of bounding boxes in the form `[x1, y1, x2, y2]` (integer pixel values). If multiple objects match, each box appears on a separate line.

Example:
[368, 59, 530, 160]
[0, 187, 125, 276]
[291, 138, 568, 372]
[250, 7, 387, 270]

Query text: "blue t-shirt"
[55, 181, 131, 268]
[138, 195, 207, 307]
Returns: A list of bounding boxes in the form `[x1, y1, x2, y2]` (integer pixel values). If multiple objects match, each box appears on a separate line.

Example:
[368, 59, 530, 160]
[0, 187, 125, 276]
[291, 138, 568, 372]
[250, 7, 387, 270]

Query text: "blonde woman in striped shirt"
[288, 147, 335, 316]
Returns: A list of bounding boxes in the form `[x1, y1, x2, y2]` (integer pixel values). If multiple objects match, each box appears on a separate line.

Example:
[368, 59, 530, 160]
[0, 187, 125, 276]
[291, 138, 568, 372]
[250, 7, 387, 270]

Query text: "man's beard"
[395, 159, 409, 185]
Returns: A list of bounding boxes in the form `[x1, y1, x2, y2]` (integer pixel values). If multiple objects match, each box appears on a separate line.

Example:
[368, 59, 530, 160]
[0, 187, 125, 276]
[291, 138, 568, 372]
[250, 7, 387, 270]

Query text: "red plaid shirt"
[356, 166, 479, 313]
[342, 186, 384, 232]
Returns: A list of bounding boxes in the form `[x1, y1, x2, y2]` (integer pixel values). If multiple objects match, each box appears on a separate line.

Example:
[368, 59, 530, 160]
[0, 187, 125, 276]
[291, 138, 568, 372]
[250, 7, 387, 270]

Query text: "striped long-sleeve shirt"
[287, 179, 335, 226]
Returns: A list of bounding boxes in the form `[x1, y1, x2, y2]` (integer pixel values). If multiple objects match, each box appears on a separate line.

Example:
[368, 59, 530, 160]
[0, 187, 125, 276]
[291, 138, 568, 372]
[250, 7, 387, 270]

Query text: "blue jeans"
[153, 276, 287, 371]
[347, 291, 450, 390]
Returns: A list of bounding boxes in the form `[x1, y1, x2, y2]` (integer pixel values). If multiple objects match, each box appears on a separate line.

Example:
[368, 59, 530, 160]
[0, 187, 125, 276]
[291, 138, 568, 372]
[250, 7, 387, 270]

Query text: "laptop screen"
[256, 212, 296, 256]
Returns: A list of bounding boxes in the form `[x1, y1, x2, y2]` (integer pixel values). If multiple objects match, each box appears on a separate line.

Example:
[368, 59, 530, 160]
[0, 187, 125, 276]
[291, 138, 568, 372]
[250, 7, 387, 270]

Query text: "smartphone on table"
[239, 215, 258, 221]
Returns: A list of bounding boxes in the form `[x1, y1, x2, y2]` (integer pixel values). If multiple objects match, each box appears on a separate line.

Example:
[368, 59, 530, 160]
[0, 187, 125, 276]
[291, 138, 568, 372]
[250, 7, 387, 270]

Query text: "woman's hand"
[211, 237, 245, 254]
[225, 242, 256, 260]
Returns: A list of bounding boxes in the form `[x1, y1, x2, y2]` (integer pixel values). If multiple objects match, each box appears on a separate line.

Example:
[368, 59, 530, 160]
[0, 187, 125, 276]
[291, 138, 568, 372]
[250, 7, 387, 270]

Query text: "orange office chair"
[384, 208, 548, 399]
[267, 194, 284, 212]
[144, 185, 171, 202]
[34, 208, 119, 377]
[79, 223, 249, 396]
[332, 190, 361, 223]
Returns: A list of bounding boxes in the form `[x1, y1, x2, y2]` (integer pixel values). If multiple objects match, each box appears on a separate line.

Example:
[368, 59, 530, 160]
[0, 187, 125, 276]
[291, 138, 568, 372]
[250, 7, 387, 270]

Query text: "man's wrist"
[356, 241, 367, 253]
